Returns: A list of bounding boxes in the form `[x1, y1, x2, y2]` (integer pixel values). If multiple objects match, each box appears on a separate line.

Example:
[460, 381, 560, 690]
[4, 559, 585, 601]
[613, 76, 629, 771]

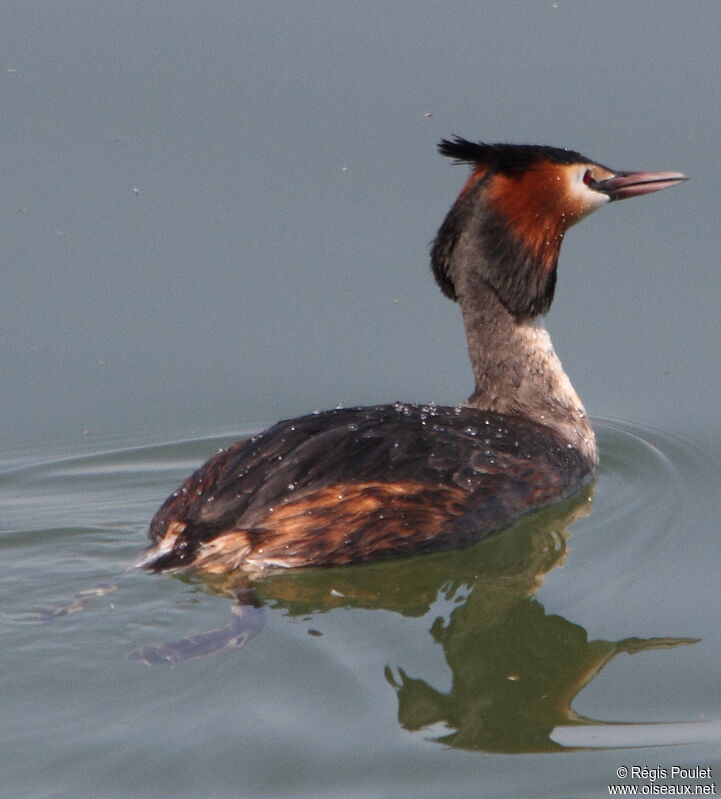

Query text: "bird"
[139, 138, 686, 575]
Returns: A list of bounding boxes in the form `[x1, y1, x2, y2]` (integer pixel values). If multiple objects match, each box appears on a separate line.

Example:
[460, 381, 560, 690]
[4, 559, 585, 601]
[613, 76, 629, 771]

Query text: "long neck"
[455, 269, 597, 465]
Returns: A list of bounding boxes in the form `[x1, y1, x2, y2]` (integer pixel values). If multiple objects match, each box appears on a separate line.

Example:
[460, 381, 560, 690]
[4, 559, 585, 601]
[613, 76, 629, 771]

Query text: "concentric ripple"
[577, 416, 716, 555]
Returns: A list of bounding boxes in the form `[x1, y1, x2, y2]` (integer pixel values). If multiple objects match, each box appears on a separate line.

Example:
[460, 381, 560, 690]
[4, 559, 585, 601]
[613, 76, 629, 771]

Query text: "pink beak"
[598, 170, 688, 201]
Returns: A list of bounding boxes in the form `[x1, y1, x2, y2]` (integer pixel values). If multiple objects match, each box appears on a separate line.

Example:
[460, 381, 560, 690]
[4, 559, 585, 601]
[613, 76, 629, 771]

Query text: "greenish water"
[2, 420, 719, 798]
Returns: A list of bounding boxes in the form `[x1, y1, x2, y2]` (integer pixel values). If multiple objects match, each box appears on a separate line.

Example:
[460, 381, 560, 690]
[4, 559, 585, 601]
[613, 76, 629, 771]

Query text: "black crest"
[438, 137, 592, 173]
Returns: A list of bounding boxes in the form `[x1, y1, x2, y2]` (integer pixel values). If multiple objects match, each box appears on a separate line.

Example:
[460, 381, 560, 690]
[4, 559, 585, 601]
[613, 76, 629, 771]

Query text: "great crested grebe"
[140, 138, 686, 575]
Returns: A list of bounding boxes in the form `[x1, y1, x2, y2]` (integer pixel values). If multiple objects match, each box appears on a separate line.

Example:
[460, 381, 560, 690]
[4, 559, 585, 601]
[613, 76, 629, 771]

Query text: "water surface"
[2, 420, 719, 798]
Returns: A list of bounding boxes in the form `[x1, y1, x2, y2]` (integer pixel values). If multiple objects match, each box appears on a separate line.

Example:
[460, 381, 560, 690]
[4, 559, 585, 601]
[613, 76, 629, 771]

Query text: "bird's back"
[143, 403, 592, 573]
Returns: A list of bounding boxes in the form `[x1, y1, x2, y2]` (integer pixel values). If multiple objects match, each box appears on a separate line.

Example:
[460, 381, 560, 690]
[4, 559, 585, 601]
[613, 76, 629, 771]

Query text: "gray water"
[3, 3, 720, 797]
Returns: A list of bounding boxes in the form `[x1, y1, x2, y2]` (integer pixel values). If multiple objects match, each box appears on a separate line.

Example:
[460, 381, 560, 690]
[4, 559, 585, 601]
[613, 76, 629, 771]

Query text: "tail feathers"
[136, 520, 197, 572]
[138, 523, 253, 575]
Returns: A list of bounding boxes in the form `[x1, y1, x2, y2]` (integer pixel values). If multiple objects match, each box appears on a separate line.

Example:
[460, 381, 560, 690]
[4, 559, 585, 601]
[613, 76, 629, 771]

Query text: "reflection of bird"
[386, 604, 697, 754]
[140, 139, 686, 574]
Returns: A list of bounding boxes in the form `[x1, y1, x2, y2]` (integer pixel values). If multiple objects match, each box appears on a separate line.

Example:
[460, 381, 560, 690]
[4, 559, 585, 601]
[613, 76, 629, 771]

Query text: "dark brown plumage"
[140, 138, 686, 575]
[145, 404, 589, 573]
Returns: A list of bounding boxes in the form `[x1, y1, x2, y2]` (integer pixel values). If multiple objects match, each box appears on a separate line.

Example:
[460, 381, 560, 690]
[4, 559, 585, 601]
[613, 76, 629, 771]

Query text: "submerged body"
[141, 138, 685, 575]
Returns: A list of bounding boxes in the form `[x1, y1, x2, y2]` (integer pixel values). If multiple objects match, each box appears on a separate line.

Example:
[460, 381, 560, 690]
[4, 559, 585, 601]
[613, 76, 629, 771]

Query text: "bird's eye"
[582, 169, 594, 186]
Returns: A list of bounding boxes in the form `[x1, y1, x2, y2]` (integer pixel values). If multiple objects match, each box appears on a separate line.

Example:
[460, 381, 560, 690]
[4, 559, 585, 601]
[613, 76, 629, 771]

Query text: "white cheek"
[566, 174, 610, 217]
